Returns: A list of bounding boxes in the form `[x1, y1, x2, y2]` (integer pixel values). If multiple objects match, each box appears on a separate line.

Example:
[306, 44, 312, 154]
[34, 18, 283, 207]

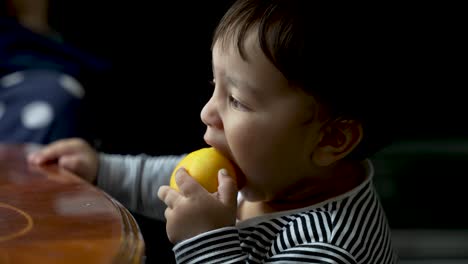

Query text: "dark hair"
[213, 0, 399, 159]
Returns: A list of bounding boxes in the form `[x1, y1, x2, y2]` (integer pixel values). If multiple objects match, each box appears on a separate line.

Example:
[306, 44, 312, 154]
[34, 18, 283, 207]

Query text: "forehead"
[212, 26, 260, 61]
[212, 31, 283, 82]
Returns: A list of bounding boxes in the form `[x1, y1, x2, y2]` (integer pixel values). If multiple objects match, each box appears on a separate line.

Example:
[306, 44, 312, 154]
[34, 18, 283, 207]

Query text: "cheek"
[226, 122, 291, 189]
[228, 119, 301, 168]
[225, 120, 260, 167]
[226, 117, 312, 200]
[224, 119, 268, 176]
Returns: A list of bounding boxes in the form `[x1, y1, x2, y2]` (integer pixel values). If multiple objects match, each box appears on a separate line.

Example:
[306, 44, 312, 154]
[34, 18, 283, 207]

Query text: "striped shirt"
[97, 154, 397, 264]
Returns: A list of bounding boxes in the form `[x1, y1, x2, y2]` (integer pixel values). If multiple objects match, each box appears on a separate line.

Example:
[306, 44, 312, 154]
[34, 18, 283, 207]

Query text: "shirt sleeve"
[96, 153, 184, 221]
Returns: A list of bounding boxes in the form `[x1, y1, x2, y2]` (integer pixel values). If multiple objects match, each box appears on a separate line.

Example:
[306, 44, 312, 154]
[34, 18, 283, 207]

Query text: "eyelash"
[228, 95, 245, 109]
[209, 80, 248, 111]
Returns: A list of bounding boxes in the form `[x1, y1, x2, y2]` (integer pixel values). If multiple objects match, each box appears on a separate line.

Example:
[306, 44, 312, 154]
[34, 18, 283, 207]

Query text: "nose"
[200, 94, 223, 129]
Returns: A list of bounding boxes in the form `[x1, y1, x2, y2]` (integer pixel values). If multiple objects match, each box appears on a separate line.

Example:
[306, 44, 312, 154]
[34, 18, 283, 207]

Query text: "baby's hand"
[28, 138, 99, 183]
[157, 168, 238, 244]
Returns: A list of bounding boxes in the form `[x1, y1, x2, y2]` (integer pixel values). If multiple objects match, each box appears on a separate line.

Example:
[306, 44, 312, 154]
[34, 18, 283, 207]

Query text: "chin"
[239, 188, 264, 202]
[239, 189, 254, 201]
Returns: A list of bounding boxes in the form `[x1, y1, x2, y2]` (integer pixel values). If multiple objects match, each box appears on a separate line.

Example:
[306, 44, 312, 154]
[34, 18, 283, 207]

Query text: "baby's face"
[201, 31, 324, 202]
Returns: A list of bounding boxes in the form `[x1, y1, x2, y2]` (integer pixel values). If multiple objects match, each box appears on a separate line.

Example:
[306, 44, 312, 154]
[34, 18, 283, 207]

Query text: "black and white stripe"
[173, 180, 397, 263]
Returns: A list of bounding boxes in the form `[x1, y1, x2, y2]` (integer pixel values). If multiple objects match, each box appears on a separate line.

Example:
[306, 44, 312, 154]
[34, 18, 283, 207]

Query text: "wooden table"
[0, 144, 145, 264]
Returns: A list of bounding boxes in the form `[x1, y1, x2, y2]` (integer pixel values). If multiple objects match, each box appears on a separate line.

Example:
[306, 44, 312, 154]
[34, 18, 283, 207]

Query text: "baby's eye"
[229, 95, 249, 111]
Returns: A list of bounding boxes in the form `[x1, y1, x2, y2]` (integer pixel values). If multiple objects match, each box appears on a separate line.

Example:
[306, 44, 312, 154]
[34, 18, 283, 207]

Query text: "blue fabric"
[0, 18, 109, 144]
[0, 69, 84, 144]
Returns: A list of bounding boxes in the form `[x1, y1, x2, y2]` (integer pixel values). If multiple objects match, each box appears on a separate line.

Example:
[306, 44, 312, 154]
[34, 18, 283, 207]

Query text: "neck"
[239, 160, 366, 219]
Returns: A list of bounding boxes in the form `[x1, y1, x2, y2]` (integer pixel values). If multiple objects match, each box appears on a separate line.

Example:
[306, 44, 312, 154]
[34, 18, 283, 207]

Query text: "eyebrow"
[211, 59, 261, 98]
[213, 65, 256, 90]
[228, 75, 262, 97]
[226, 75, 248, 89]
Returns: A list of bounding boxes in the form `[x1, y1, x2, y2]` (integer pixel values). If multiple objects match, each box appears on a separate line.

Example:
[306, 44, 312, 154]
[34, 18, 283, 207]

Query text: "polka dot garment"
[0, 69, 85, 144]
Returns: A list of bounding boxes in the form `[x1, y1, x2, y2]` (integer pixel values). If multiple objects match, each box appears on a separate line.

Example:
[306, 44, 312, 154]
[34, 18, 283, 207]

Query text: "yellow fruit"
[170, 147, 236, 193]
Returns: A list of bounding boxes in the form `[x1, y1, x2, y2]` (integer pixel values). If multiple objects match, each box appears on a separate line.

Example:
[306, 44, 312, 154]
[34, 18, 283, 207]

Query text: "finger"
[175, 168, 209, 196]
[164, 206, 174, 221]
[58, 155, 81, 172]
[58, 155, 91, 181]
[28, 138, 79, 164]
[157, 186, 181, 209]
[217, 168, 238, 207]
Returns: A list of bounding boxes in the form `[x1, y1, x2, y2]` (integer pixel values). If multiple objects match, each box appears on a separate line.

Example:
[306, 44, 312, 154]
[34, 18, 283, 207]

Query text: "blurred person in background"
[0, 0, 109, 145]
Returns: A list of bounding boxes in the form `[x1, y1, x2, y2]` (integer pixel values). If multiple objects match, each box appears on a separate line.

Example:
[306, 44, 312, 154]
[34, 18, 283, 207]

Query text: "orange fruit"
[170, 147, 236, 193]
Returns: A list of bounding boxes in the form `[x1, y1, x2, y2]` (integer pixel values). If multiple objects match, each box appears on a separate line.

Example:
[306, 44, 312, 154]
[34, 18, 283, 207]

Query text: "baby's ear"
[312, 119, 363, 166]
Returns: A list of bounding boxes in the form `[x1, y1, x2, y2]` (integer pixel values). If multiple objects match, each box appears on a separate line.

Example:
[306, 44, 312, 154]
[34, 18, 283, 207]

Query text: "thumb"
[217, 168, 238, 207]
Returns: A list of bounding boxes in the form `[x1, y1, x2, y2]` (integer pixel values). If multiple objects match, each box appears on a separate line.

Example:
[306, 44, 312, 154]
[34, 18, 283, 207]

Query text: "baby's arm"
[98, 153, 184, 221]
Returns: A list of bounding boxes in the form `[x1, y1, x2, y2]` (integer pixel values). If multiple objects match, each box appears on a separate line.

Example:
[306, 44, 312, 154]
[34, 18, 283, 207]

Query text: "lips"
[203, 132, 226, 153]
[203, 135, 232, 161]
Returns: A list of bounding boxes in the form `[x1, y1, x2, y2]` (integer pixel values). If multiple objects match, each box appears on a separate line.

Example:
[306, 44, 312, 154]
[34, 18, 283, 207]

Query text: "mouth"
[204, 137, 232, 161]
[204, 136, 246, 188]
